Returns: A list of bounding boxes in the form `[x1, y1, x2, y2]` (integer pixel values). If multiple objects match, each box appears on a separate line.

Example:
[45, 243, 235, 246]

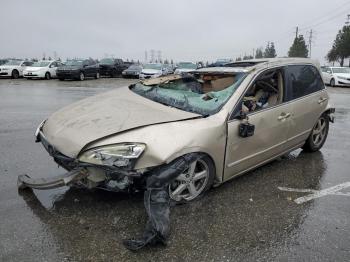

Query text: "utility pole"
[346, 14, 350, 25]
[295, 26, 299, 38]
[308, 29, 313, 58]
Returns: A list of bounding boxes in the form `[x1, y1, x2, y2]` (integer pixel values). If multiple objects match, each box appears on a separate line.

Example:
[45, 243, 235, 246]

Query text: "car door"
[284, 64, 328, 147]
[224, 67, 293, 180]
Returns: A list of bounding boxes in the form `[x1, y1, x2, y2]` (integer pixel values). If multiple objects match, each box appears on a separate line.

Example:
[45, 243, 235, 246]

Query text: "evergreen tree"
[288, 35, 308, 58]
[255, 48, 263, 58]
[327, 25, 350, 66]
[243, 55, 253, 60]
[236, 57, 242, 61]
[264, 42, 277, 58]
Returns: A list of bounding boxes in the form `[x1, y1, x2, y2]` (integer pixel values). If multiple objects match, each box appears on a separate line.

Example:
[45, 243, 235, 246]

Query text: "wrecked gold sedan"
[20, 58, 334, 203]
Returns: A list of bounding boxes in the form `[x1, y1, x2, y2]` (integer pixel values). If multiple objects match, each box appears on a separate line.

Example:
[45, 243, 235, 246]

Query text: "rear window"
[285, 65, 324, 100]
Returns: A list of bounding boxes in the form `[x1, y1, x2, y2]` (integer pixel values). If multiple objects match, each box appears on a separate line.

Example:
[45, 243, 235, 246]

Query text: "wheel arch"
[164, 149, 219, 183]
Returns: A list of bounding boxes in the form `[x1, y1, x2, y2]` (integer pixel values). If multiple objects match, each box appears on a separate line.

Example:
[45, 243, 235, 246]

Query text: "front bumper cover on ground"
[18, 168, 88, 190]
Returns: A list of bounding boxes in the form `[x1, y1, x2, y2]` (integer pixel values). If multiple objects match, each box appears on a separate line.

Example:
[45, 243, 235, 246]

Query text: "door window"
[285, 65, 324, 101]
[241, 68, 285, 115]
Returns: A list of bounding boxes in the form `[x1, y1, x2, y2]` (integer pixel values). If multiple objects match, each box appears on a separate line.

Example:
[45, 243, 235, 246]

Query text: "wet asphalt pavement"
[0, 78, 349, 262]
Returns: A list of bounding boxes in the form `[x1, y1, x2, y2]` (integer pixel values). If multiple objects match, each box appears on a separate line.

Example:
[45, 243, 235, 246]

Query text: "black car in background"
[122, 64, 143, 78]
[99, 58, 132, 77]
[57, 59, 100, 81]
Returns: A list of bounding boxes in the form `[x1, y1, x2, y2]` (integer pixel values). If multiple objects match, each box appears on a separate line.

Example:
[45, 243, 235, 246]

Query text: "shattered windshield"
[130, 73, 246, 116]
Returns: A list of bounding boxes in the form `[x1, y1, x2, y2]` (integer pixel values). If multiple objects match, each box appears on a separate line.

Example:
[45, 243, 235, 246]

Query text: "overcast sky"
[2, 0, 350, 64]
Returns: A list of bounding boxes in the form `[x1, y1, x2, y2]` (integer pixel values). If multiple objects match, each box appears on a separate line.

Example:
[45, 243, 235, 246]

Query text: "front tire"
[169, 154, 215, 203]
[302, 114, 329, 152]
[330, 78, 335, 87]
[11, 70, 19, 79]
[79, 72, 85, 81]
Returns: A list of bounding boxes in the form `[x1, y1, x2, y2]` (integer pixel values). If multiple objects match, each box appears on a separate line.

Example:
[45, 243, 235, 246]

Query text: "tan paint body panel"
[88, 109, 229, 183]
[42, 86, 200, 157]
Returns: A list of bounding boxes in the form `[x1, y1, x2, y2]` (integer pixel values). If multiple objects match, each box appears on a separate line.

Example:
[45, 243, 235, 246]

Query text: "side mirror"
[238, 108, 255, 137]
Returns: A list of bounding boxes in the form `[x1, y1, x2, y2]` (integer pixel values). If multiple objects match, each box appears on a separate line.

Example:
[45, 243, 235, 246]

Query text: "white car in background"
[321, 66, 350, 87]
[139, 63, 167, 79]
[174, 62, 197, 74]
[0, 59, 33, 79]
[23, 60, 62, 80]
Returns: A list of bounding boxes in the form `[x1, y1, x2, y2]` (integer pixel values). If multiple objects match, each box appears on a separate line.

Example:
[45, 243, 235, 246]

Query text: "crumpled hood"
[141, 69, 161, 75]
[42, 86, 200, 157]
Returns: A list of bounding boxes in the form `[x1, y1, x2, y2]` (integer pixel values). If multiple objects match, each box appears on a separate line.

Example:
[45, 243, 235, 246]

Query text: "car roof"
[196, 58, 320, 74]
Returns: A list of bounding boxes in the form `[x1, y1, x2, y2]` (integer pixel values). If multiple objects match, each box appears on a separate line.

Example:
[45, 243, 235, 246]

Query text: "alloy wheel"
[169, 158, 210, 202]
[312, 117, 327, 147]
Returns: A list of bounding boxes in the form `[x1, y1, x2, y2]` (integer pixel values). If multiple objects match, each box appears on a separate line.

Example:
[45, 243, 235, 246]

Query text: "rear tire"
[11, 70, 19, 79]
[45, 72, 51, 80]
[330, 78, 335, 87]
[302, 114, 329, 152]
[58, 78, 65, 81]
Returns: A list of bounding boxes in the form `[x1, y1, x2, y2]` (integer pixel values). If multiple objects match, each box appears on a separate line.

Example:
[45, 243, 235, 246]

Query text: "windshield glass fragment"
[130, 72, 246, 115]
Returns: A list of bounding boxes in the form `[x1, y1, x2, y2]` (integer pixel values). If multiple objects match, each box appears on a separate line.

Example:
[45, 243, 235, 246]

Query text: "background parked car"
[139, 63, 167, 79]
[321, 66, 350, 87]
[122, 64, 143, 78]
[174, 62, 197, 74]
[23, 60, 63, 80]
[99, 58, 131, 77]
[57, 59, 100, 81]
[0, 59, 33, 79]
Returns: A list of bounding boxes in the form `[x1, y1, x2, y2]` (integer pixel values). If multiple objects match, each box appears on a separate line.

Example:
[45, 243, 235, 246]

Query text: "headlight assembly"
[79, 143, 146, 168]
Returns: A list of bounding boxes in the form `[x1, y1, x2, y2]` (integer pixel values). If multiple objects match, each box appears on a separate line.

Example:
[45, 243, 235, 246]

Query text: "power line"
[298, 1, 350, 29]
[300, 8, 350, 31]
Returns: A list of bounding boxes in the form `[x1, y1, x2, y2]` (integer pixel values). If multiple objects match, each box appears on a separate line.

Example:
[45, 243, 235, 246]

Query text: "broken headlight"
[78, 143, 146, 168]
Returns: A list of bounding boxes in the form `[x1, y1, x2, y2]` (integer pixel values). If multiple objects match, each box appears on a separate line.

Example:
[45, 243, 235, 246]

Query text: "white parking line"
[278, 182, 350, 204]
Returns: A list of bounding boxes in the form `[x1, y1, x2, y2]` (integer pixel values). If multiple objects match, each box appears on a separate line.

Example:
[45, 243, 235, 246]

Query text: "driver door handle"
[278, 112, 291, 121]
